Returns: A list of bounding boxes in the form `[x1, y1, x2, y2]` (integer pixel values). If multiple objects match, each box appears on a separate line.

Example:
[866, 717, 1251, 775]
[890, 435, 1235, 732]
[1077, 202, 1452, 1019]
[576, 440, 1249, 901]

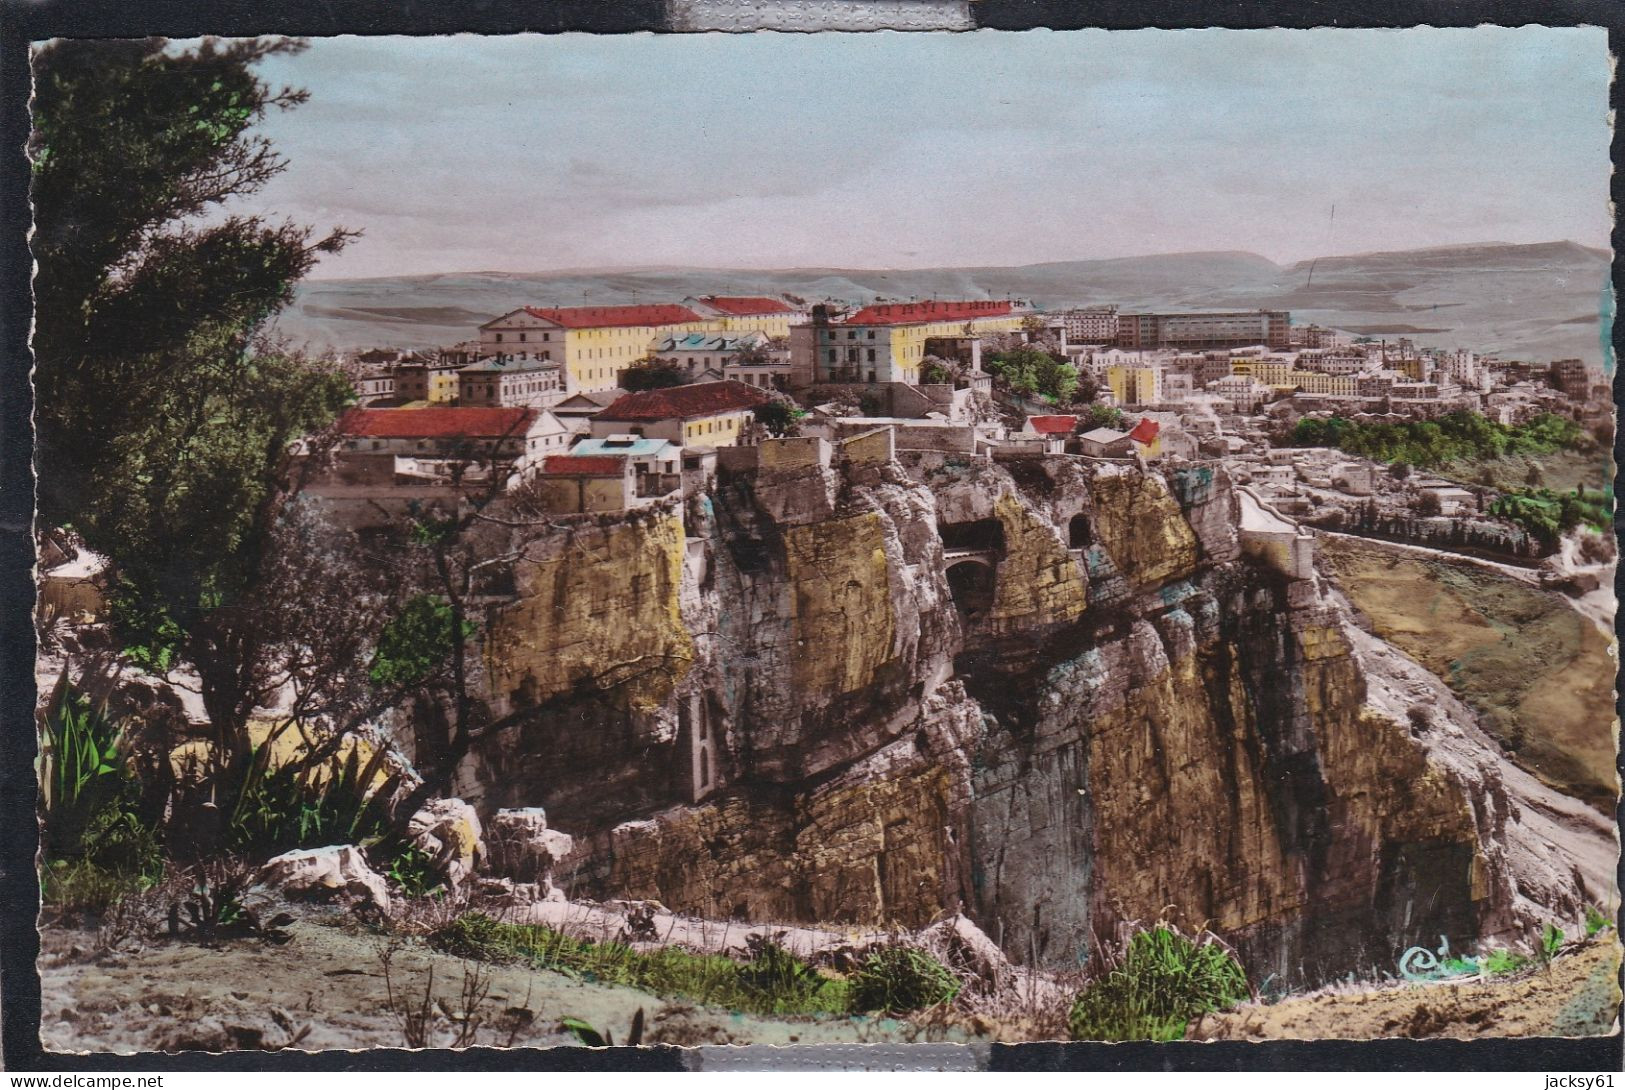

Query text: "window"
[867, 349, 876, 363]
[495, 332, 503, 342]
[867, 331, 876, 340]
[519, 332, 527, 342]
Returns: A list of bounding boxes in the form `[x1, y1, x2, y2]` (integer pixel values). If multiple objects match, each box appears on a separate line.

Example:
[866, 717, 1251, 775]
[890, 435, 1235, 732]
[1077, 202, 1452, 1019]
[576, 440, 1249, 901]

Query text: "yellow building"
[586, 380, 774, 448]
[479, 305, 715, 393]
[1106, 364, 1163, 406]
[682, 296, 806, 340]
[810, 301, 1026, 385]
[1291, 370, 1358, 396]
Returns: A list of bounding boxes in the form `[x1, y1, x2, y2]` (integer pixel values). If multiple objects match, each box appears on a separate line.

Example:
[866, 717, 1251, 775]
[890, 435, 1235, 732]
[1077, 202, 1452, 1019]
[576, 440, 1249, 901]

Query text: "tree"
[986, 345, 1078, 403]
[31, 37, 358, 836]
[1390, 461, 1412, 480]
[1417, 491, 1443, 517]
[753, 400, 807, 438]
[1083, 403, 1127, 431]
[620, 356, 689, 391]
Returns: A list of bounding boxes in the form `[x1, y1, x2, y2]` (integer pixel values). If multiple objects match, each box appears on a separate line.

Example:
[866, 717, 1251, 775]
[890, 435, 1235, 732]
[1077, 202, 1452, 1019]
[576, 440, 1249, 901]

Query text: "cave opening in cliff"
[1068, 513, 1092, 549]
[939, 518, 1005, 554]
[947, 559, 996, 618]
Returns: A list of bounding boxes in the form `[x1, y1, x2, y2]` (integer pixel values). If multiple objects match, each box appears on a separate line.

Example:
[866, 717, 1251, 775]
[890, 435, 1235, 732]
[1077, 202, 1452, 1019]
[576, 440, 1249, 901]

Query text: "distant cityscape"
[313, 293, 1611, 576]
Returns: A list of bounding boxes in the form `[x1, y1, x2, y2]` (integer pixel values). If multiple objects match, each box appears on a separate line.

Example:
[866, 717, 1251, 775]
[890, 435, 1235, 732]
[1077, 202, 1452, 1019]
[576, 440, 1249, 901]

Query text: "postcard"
[26, 20, 1620, 1061]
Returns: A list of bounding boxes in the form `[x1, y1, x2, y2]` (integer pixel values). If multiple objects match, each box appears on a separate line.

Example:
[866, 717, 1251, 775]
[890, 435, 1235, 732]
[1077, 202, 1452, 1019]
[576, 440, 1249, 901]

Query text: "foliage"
[1288, 411, 1588, 470]
[921, 360, 956, 385]
[1067, 926, 1250, 1042]
[370, 594, 474, 688]
[223, 732, 401, 858]
[1585, 904, 1613, 938]
[845, 945, 961, 1015]
[433, 914, 853, 1017]
[385, 844, 444, 898]
[39, 680, 132, 858]
[1542, 922, 1565, 959]
[41, 858, 151, 916]
[1082, 403, 1127, 431]
[1488, 486, 1612, 546]
[619, 357, 689, 391]
[561, 1010, 644, 1048]
[753, 400, 808, 438]
[985, 346, 1079, 404]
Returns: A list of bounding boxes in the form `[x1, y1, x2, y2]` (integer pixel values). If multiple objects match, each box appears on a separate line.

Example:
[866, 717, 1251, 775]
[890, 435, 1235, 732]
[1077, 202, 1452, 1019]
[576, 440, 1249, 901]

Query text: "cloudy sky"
[226, 27, 1611, 280]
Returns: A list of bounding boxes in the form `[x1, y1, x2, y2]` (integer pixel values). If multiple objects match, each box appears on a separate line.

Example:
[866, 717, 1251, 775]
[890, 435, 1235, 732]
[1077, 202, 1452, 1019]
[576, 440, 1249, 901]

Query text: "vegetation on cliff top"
[1287, 411, 1589, 470]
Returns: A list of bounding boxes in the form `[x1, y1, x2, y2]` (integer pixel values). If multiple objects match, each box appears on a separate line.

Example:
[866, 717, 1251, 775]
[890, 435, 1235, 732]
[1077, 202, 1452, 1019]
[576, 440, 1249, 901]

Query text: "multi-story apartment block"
[394, 359, 464, 403]
[682, 296, 807, 339]
[799, 300, 1025, 386]
[1106, 363, 1163, 406]
[479, 305, 713, 394]
[1058, 305, 1119, 344]
[457, 356, 566, 408]
[1117, 310, 1291, 351]
[1551, 358, 1590, 399]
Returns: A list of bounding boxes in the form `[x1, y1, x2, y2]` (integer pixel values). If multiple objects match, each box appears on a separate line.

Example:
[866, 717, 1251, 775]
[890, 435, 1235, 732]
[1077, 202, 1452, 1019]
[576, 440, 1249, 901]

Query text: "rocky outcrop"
[456, 450, 1610, 987]
[406, 797, 484, 891]
[257, 845, 391, 912]
[484, 807, 574, 901]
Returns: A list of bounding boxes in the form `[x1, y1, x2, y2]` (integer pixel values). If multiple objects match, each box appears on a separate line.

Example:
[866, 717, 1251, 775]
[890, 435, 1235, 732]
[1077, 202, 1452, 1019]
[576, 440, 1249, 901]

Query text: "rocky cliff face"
[460, 447, 1609, 985]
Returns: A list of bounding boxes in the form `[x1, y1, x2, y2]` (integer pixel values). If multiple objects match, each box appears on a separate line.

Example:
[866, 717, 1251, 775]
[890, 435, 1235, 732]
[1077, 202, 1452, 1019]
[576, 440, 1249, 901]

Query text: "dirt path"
[38, 909, 983, 1055]
[1196, 940, 1622, 1040]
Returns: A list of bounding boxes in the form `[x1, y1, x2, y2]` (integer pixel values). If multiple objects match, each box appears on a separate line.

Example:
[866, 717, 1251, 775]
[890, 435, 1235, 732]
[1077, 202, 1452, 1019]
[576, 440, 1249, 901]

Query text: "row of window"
[493, 330, 553, 343]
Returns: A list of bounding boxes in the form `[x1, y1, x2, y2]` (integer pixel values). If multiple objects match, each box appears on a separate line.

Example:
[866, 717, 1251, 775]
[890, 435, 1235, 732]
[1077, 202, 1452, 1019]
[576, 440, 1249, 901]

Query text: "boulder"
[406, 797, 485, 891]
[921, 913, 1011, 995]
[484, 807, 574, 901]
[258, 845, 390, 912]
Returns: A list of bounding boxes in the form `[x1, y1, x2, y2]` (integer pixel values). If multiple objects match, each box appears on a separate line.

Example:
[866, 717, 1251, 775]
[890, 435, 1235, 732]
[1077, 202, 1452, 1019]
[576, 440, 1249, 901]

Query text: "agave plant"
[39, 675, 131, 858]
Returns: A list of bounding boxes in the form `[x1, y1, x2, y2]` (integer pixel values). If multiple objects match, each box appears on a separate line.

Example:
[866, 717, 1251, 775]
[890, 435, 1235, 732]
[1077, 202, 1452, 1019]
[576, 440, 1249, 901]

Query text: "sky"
[218, 27, 1612, 280]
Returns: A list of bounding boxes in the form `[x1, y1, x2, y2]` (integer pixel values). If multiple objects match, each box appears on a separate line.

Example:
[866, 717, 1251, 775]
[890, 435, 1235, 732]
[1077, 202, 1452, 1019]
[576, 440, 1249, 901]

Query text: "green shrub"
[224, 734, 400, 859]
[41, 857, 148, 915]
[1584, 905, 1613, 938]
[1067, 926, 1250, 1042]
[432, 914, 849, 1017]
[845, 945, 960, 1015]
[384, 843, 443, 898]
[40, 679, 132, 858]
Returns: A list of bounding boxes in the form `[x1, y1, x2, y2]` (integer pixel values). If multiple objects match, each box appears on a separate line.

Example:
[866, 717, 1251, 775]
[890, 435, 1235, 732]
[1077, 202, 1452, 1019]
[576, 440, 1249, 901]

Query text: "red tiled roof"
[595, 380, 773, 423]
[1027, 415, 1077, 436]
[337, 407, 537, 440]
[541, 455, 626, 477]
[521, 304, 703, 329]
[840, 300, 1016, 327]
[698, 295, 796, 316]
[1128, 418, 1161, 444]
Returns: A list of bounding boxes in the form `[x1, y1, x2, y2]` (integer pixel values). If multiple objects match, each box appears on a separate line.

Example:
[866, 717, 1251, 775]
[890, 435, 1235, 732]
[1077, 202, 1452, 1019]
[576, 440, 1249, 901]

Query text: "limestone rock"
[921, 913, 1011, 995]
[258, 845, 390, 912]
[485, 807, 575, 900]
[407, 797, 485, 891]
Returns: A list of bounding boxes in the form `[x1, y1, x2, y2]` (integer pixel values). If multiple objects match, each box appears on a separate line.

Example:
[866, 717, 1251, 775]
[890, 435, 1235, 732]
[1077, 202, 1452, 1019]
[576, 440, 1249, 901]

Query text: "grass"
[1067, 925, 1250, 1042]
[432, 913, 855, 1017]
[846, 945, 961, 1015]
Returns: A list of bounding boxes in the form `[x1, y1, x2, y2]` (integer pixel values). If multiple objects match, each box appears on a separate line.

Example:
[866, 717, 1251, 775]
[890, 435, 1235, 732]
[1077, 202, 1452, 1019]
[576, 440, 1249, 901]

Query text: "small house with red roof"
[588, 380, 774, 448]
[1127, 416, 1163, 458]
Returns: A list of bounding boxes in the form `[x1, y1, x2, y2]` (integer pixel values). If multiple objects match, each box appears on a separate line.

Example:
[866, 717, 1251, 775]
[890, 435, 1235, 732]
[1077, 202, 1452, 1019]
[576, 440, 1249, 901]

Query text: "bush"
[846, 944, 961, 1015]
[432, 914, 850, 1017]
[1067, 925, 1250, 1042]
[224, 734, 401, 859]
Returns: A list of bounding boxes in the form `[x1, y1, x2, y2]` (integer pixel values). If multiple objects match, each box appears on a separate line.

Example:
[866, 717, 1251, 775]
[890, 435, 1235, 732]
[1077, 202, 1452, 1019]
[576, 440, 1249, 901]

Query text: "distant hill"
[277, 241, 1612, 365]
